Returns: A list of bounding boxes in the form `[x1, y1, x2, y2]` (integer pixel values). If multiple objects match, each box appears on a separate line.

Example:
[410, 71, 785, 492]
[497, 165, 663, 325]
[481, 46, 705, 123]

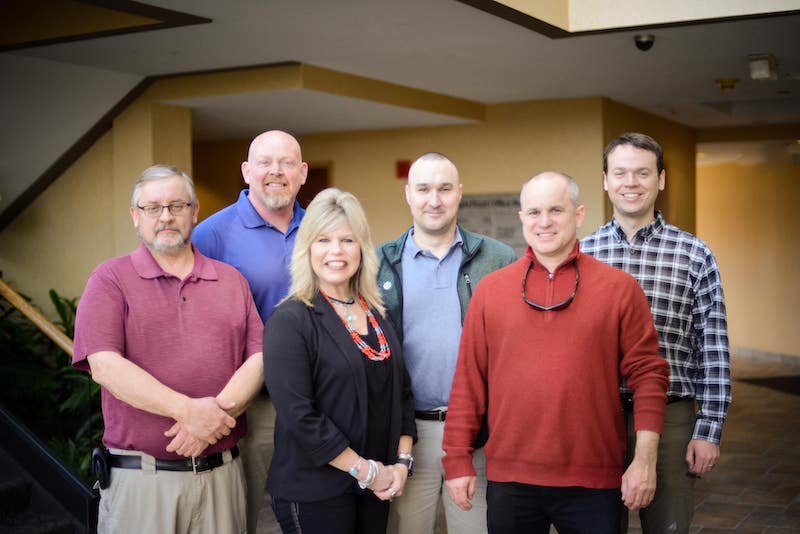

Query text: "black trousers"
[487, 481, 621, 534]
[272, 491, 389, 534]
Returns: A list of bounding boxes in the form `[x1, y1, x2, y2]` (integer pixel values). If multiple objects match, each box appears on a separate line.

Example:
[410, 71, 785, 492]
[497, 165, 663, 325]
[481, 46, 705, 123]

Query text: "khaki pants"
[387, 418, 488, 534]
[98, 448, 246, 534]
[239, 394, 281, 534]
[623, 399, 696, 534]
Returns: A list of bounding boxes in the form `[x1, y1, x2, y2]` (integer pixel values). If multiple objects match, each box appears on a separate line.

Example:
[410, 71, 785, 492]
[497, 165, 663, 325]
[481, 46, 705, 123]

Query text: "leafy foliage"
[0, 287, 101, 484]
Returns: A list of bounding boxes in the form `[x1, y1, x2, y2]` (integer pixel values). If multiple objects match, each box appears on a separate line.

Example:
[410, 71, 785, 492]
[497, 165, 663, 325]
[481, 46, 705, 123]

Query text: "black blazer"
[263, 293, 416, 502]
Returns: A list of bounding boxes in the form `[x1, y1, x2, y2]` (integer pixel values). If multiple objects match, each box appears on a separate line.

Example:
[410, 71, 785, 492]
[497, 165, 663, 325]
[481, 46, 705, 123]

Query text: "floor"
[632, 353, 800, 534]
[258, 353, 800, 533]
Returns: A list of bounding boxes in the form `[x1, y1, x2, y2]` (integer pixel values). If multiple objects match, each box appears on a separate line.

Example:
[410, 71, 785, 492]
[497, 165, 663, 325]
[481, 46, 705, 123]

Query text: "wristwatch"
[397, 453, 414, 477]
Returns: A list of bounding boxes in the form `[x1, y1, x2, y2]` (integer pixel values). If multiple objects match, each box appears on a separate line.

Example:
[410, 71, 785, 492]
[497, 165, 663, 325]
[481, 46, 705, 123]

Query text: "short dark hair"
[603, 133, 664, 174]
[408, 152, 459, 181]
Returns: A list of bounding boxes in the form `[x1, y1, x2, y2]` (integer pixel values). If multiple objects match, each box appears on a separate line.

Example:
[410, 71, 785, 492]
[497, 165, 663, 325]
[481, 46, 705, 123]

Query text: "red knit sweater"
[442, 242, 668, 489]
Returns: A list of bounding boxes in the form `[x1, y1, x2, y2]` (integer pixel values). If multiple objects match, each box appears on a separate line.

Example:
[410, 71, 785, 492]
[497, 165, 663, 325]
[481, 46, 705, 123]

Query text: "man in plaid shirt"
[581, 132, 731, 534]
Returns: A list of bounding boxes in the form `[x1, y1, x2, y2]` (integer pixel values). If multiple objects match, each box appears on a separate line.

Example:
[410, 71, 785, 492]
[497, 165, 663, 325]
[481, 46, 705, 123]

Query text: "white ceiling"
[1, 0, 799, 219]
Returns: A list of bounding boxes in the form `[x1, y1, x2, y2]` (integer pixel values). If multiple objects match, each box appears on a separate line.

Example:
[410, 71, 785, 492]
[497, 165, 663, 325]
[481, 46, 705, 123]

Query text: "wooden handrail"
[0, 278, 73, 357]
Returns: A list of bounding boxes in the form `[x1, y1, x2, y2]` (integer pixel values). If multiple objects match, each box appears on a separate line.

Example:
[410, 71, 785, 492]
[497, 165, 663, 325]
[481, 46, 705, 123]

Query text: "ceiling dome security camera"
[634, 34, 655, 51]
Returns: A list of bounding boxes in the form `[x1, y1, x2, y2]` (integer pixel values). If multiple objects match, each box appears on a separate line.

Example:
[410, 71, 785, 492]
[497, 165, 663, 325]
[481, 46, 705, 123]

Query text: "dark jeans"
[487, 481, 621, 534]
[272, 492, 389, 534]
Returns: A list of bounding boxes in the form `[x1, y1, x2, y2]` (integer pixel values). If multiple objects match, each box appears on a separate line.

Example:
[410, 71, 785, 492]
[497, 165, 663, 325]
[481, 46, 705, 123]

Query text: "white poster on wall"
[458, 194, 526, 256]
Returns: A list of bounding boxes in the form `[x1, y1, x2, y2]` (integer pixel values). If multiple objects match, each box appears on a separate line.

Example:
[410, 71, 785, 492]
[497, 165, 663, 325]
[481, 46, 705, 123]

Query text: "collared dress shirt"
[581, 211, 731, 443]
[401, 229, 464, 411]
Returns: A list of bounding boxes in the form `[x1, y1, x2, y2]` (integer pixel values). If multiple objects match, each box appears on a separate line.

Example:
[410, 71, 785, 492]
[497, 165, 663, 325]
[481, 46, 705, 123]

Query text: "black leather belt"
[109, 446, 239, 474]
[415, 410, 447, 421]
[621, 393, 689, 412]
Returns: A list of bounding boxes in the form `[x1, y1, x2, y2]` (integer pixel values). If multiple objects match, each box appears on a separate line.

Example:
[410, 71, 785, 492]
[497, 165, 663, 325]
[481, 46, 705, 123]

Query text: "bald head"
[248, 130, 303, 162]
[242, 130, 308, 213]
[520, 171, 581, 208]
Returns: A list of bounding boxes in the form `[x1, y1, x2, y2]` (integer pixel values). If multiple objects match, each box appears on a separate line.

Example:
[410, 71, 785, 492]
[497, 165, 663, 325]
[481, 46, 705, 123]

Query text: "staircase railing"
[0, 278, 73, 356]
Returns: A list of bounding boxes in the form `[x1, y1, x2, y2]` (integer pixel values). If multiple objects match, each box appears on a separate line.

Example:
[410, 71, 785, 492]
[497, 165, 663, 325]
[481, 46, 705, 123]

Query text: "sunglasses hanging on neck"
[521, 258, 579, 311]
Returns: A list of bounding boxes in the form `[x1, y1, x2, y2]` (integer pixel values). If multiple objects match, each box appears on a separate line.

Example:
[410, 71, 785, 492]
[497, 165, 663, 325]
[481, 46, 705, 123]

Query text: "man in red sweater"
[442, 172, 669, 534]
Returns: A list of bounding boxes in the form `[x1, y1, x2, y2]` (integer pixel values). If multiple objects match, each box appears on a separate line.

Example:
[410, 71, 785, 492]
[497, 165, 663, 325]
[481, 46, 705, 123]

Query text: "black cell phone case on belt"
[91, 447, 111, 489]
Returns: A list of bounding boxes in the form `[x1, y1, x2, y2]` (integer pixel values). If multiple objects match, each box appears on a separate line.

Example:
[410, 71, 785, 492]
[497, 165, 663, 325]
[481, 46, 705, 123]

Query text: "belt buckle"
[193, 456, 213, 473]
[192, 454, 218, 473]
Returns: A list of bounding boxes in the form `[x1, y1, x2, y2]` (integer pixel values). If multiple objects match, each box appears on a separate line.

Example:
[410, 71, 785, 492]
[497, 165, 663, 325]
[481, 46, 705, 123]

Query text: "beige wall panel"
[152, 104, 192, 174]
[697, 159, 800, 358]
[112, 99, 154, 255]
[145, 64, 303, 101]
[0, 133, 115, 317]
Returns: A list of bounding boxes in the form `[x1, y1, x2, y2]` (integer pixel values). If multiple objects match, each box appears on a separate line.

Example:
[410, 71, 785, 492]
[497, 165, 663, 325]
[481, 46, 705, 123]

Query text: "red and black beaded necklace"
[320, 290, 391, 361]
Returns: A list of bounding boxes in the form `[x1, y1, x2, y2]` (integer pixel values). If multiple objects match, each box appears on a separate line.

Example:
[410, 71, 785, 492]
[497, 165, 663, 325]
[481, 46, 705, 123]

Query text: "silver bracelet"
[348, 457, 363, 478]
[357, 459, 378, 489]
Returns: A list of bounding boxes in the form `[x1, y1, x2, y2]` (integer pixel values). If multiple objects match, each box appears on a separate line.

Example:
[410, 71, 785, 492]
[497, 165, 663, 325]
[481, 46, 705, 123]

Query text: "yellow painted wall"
[601, 99, 696, 232]
[193, 140, 251, 220]
[0, 101, 192, 318]
[192, 97, 607, 244]
[112, 101, 192, 254]
[697, 154, 800, 358]
[0, 132, 116, 311]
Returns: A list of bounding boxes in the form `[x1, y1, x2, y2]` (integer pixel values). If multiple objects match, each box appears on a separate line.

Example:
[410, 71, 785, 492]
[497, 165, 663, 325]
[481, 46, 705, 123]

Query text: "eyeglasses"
[136, 202, 193, 218]
[521, 259, 579, 311]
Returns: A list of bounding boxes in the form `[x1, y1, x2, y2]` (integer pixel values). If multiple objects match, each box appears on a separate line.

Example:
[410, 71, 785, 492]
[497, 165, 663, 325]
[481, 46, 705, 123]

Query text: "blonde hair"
[287, 188, 385, 316]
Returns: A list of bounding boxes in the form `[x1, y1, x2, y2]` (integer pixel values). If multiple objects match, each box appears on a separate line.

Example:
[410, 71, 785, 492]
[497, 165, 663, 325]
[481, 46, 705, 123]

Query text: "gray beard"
[148, 238, 190, 254]
[139, 228, 191, 255]
[260, 191, 292, 210]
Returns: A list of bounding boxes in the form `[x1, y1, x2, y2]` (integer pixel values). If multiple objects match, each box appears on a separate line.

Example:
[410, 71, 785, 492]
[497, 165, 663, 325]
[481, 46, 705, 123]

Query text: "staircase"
[0, 447, 83, 533]
[0, 407, 97, 534]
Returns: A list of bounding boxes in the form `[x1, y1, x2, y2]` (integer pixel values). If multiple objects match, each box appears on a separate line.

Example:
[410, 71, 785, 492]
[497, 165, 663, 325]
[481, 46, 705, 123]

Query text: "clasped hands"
[163, 396, 237, 457]
[368, 462, 410, 501]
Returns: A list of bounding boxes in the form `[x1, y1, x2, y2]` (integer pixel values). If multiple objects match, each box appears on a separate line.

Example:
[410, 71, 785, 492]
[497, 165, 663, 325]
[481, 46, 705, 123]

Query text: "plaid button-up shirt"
[581, 212, 731, 443]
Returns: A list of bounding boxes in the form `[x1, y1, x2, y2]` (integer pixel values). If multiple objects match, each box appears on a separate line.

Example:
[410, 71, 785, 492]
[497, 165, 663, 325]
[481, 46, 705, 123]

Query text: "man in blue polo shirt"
[193, 130, 308, 534]
[378, 152, 516, 534]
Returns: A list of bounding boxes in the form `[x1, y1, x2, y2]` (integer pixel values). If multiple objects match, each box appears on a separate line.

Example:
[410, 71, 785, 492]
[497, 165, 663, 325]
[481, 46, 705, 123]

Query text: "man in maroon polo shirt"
[73, 165, 264, 533]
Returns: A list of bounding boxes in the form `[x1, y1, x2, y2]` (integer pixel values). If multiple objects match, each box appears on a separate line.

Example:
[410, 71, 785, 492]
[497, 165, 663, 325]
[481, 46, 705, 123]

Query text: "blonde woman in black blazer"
[264, 188, 416, 534]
